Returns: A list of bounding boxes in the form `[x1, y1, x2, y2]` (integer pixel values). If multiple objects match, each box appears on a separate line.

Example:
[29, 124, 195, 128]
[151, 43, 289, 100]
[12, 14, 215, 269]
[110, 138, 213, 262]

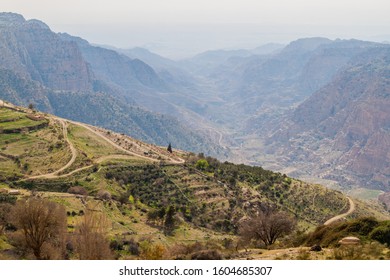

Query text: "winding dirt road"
[66, 119, 160, 163]
[324, 197, 355, 225]
[27, 119, 78, 179]
[66, 119, 185, 164]
[25, 117, 185, 180]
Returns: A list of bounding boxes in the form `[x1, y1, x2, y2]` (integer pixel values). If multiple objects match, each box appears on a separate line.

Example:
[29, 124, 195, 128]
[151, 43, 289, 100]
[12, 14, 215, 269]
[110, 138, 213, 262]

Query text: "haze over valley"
[0, 5, 390, 260]
[1, 12, 390, 193]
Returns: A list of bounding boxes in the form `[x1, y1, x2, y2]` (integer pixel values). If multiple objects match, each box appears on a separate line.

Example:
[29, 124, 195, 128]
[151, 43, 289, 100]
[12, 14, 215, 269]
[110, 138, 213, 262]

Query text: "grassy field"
[0, 128, 71, 177]
[349, 188, 384, 200]
[0, 108, 47, 131]
[0, 108, 24, 122]
[67, 124, 126, 159]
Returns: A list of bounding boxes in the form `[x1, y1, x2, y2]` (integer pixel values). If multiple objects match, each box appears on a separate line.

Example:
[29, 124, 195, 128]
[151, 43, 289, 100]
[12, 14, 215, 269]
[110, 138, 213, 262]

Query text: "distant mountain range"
[0, 12, 224, 156]
[0, 12, 389, 193]
[262, 47, 390, 190]
[172, 35, 390, 191]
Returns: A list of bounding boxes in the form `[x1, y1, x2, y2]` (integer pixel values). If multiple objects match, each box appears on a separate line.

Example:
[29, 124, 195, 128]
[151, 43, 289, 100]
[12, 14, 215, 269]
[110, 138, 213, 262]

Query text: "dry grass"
[67, 124, 125, 159]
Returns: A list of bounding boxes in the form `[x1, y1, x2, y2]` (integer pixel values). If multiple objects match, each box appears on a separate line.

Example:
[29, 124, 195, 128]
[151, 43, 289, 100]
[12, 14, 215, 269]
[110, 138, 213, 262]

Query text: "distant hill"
[0, 14, 93, 92]
[178, 44, 282, 77]
[0, 12, 224, 156]
[234, 38, 382, 113]
[174, 37, 390, 193]
[258, 47, 390, 190]
[59, 33, 167, 91]
[1, 11, 389, 200]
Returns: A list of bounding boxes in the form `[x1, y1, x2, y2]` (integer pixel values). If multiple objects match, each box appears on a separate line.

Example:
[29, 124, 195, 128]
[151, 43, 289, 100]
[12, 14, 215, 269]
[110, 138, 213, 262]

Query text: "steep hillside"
[60, 34, 219, 125]
[0, 13, 93, 92]
[257, 47, 390, 191]
[1, 103, 389, 260]
[0, 13, 224, 156]
[1, 103, 388, 259]
[0, 103, 354, 222]
[186, 38, 384, 128]
[59, 33, 167, 92]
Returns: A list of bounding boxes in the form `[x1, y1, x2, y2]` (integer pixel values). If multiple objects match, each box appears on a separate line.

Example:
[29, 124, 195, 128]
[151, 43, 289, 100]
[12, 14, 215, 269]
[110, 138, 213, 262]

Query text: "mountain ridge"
[257, 47, 390, 190]
[0, 12, 224, 156]
[1, 12, 389, 198]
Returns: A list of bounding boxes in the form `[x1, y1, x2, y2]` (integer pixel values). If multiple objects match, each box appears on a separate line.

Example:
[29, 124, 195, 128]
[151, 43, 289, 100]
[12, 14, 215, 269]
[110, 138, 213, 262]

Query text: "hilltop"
[0, 101, 389, 259]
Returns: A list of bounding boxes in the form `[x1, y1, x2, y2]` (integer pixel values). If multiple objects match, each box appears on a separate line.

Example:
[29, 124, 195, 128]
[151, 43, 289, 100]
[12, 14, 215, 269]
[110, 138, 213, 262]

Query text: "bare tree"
[11, 198, 67, 259]
[73, 209, 113, 259]
[239, 209, 296, 247]
[0, 203, 12, 234]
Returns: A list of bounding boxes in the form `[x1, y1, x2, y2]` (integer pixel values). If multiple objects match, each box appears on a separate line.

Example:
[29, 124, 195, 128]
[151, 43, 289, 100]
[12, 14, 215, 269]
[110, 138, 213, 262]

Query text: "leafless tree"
[11, 198, 67, 259]
[239, 209, 296, 247]
[73, 209, 113, 259]
[0, 203, 12, 234]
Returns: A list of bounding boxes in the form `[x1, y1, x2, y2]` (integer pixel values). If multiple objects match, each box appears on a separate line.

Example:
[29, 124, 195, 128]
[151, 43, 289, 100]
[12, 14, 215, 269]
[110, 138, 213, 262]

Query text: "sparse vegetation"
[72, 209, 113, 260]
[0, 105, 389, 260]
[239, 208, 296, 247]
[10, 197, 67, 259]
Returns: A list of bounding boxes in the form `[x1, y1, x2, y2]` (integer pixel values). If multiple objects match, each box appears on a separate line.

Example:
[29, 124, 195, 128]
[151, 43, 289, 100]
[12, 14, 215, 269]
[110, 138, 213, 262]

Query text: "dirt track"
[27, 118, 78, 179]
[25, 117, 185, 180]
[324, 197, 355, 225]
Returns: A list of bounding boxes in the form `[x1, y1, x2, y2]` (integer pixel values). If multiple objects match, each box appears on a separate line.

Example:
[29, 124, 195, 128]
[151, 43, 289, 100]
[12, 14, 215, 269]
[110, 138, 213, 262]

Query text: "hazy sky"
[2, 0, 390, 58]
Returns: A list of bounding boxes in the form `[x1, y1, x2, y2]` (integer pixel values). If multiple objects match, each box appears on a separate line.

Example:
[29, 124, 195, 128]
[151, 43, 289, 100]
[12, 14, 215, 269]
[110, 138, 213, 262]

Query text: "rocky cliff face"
[58, 33, 166, 92]
[0, 13, 225, 156]
[264, 47, 390, 190]
[0, 13, 93, 91]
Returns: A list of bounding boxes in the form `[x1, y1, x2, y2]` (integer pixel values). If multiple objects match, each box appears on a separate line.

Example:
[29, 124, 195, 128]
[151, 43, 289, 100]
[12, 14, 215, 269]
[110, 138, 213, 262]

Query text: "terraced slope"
[1, 102, 389, 260]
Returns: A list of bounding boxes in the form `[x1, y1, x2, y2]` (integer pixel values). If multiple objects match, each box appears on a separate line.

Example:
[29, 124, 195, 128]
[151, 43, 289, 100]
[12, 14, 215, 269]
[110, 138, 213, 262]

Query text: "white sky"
[1, 0, 390, 58]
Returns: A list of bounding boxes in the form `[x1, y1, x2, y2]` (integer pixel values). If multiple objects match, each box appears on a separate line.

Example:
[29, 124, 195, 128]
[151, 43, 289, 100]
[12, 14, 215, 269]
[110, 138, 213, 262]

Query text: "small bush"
[191, 250, 223, 260]
[97, 190, 111, 201]
[125, 238, 140, 256]
[110, 240, 124, 251]
[139, 241, 166, 260]
[195, 159, 209, 171]
[369, 222, 390, 246]
[67, 186, 88, 196]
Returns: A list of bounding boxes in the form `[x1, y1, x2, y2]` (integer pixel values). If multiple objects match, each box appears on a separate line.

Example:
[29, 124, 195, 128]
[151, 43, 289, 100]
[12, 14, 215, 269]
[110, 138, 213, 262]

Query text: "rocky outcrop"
[264, 47, 390, 190]
[378, 192, 390, 210]
[339, 236, 360, 245]
[58, 33, 166, 92]
[0, 14, 93, 91]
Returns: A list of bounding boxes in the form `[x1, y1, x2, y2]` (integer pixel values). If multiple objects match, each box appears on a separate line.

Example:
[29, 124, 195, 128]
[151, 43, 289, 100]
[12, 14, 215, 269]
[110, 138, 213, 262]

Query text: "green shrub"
[306, 217, 380, 247]
[195, 159, 209, 171]
[369, 222, 390, 246]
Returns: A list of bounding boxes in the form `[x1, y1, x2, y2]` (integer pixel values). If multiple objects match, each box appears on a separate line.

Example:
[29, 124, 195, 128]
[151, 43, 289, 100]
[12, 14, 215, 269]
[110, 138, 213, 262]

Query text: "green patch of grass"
[0, 236, 12, 251]
[349, 188, 383, 200]
[0, 118, 45, 130]
[0, 123, 73, 176]
[0, 160, 22, 178]
[67, 124, 125, 158]
[48, 197, 72, 207]
[0, 108, 24, 121]
[0, 183, 9, 189]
